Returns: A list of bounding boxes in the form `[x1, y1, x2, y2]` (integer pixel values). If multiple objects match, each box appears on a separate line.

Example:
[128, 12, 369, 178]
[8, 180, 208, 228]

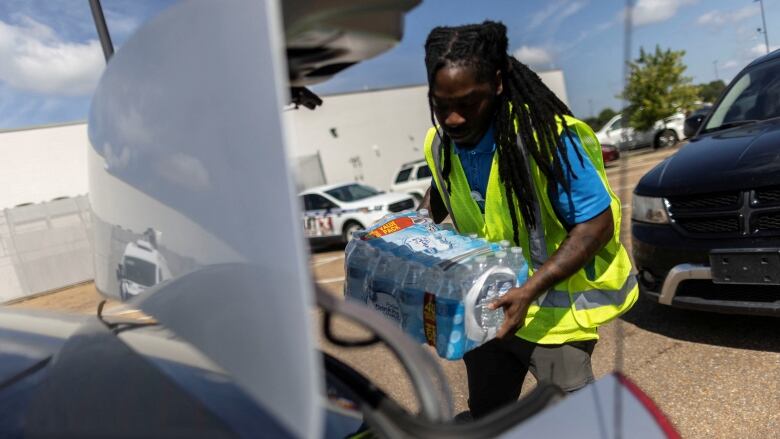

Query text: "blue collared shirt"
[453, 128, 611, 226]
[454, 126, 496, 212]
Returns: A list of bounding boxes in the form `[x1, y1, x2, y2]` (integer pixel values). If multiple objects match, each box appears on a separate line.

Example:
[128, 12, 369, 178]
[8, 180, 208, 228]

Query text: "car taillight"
[615, 372, 681, 439]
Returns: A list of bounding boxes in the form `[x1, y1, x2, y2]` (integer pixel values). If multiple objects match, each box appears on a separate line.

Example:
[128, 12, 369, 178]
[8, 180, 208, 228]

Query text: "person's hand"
[489, 285, 538, 339]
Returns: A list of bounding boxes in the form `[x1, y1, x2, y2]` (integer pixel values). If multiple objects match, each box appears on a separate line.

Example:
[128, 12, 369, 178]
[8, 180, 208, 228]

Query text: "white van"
[117, 233, 171, 301]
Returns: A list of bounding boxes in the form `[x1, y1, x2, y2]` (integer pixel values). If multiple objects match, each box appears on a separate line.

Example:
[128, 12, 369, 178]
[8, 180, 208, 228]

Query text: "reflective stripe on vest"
[539, 275, 637, 310]
[429, 134, 460, 232]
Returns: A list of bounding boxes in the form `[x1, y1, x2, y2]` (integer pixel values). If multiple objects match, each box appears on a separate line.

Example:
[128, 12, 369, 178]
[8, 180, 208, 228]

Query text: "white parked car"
[300, 182, 416, 244]
[390, 159, 432, 201]
[595, 112, 685, 151]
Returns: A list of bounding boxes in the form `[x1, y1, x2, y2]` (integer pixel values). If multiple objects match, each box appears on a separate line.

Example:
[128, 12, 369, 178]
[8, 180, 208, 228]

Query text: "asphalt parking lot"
[311, 144, 780, 439]
[9, 144, 779, 438]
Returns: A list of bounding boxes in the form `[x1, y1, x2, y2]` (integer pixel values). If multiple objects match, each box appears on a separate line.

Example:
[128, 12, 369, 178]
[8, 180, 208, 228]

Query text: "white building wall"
[0, 71, 568, 206]
[284, 85, 432, 191]
[285, 70, 569, 191]
[0, 121, 88, 209]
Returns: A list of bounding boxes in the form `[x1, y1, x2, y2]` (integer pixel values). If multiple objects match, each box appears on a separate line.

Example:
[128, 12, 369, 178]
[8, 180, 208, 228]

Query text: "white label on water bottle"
[404, 236, 450, 255]
[370, 291, 402, 324]
[497, 280, 513, 296]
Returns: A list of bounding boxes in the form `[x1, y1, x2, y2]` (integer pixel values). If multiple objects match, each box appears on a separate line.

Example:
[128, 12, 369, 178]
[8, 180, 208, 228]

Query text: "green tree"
[697, 79, 726, 103]
[620, 46, 699, 131]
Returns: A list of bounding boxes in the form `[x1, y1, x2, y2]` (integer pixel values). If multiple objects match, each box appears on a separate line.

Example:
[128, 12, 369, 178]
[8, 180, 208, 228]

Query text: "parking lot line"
[315, 276, 345, 284]
[311, 254, 345, 267]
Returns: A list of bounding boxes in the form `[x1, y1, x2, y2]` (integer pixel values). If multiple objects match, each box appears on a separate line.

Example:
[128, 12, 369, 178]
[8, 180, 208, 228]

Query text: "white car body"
[595, 112, 685, 151]
[300, 182, 415, 243]
[390, 159, 432, 201]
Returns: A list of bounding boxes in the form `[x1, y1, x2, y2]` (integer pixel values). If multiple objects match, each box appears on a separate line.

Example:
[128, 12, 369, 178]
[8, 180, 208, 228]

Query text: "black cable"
[323, 311, 381, 348]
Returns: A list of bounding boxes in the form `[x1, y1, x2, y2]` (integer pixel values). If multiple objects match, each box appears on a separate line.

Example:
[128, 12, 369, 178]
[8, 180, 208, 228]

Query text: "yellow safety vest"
[423, 115, 637, 344]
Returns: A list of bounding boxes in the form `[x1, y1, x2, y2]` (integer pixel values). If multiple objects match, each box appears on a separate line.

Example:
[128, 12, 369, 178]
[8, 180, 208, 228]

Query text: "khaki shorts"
[463, 337, 596, 418]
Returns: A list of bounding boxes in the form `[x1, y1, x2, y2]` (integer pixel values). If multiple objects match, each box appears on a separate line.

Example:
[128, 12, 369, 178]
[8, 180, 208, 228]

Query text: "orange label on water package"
[423, 292, 437, 347]
[365, 217, 414, 239]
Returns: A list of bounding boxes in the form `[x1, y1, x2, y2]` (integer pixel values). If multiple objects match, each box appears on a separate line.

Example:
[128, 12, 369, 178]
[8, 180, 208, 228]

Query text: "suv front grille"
[667, 192, 739, 211]
[675, 217, 740, 234]
[756, 186, 780, 206]
[388, 199, 414, 213]
[757, 212, 780, 232]
[666, 187, 780, 238]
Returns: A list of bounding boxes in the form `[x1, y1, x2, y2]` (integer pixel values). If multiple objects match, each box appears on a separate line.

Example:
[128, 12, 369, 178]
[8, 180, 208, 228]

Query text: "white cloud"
[104, 11, 141, 39]
[748, 43, 778, 58]
[157, 153, 211, 191]
[720, 60, 740, 69]
[528, 0, 588, 32]
[697, 4, 759, 27]
[620, 0, 697, 27]
[513, 46, 553, 67]
[0, 16, 104, 96]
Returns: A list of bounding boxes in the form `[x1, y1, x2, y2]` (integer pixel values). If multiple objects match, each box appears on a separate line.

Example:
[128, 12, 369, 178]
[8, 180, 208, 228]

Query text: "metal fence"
[0, 195, 93, 303]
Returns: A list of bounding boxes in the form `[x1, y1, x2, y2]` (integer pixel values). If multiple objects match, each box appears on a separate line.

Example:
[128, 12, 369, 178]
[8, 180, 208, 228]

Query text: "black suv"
[632, 49, 780, 316]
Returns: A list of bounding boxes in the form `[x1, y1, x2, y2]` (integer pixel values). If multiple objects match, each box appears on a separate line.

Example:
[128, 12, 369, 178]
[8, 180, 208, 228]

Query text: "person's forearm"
[419, 184, 449, 223]
[418, 187, 433, 214]
[522, 209, 614, 298]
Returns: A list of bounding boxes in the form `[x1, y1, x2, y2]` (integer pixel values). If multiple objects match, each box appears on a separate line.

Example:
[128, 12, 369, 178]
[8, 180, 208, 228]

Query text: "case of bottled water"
[343, 210, 530, 360]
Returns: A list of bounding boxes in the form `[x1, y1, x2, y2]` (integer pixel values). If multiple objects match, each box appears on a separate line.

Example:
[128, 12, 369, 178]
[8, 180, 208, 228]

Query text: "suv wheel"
[343, 222, 364, 243]
[654, 129, 678, 149]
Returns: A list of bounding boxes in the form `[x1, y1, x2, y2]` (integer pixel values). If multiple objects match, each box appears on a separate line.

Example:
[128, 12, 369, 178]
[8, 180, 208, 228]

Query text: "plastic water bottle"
[468, 233, 478, 240]
[508, 246, 529, 286]
[499, 240, 511, 250]
[422, 266, 444, 296]
[399, 262, 427, 343]
[479, 253, 500, 329]
[472, 255, 493, 328]
[416, 266, 442, 344]
[344, 234, 360, 261]
[479, 251, 515, 330]
[368, 253, 407, 324]
[435, 267, 466, 357]
[344, 242, 378, 303]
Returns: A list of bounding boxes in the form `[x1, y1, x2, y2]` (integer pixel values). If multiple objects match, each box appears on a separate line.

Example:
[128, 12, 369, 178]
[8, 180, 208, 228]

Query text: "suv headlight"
[632, 195, 669, 224]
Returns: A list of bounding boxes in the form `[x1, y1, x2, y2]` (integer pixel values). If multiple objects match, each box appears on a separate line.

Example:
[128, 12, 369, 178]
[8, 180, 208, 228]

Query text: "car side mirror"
[684, 114, 706, 138]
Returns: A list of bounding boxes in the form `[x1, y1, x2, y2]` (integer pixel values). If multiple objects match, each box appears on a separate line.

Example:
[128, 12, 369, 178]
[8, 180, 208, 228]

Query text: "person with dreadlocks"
[418, 21, 638, 418]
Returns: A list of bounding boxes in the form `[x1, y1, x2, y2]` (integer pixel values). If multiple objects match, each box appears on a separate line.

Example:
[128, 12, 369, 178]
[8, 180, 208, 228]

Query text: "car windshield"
[325, 184, 380, 202]
[123, 256, 157, 287]
[704, 57, 780, 132]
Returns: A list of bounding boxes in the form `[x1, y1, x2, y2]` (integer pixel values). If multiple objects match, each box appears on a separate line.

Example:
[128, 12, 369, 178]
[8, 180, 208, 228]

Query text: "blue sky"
[0, 0, 778, 129]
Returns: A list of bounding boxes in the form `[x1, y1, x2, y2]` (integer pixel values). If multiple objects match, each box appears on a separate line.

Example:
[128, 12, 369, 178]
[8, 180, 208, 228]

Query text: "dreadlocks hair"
[424, 20, 583, 246]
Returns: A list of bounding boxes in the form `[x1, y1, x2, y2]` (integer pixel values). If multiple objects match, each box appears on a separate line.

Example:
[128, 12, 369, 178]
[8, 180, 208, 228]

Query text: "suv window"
[416, 165, 432, 179]
[705, 57, 780, 131]
[608, 116, 624, 130]
[395, 168, 412, 183]
[304, 194, 337, 211]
